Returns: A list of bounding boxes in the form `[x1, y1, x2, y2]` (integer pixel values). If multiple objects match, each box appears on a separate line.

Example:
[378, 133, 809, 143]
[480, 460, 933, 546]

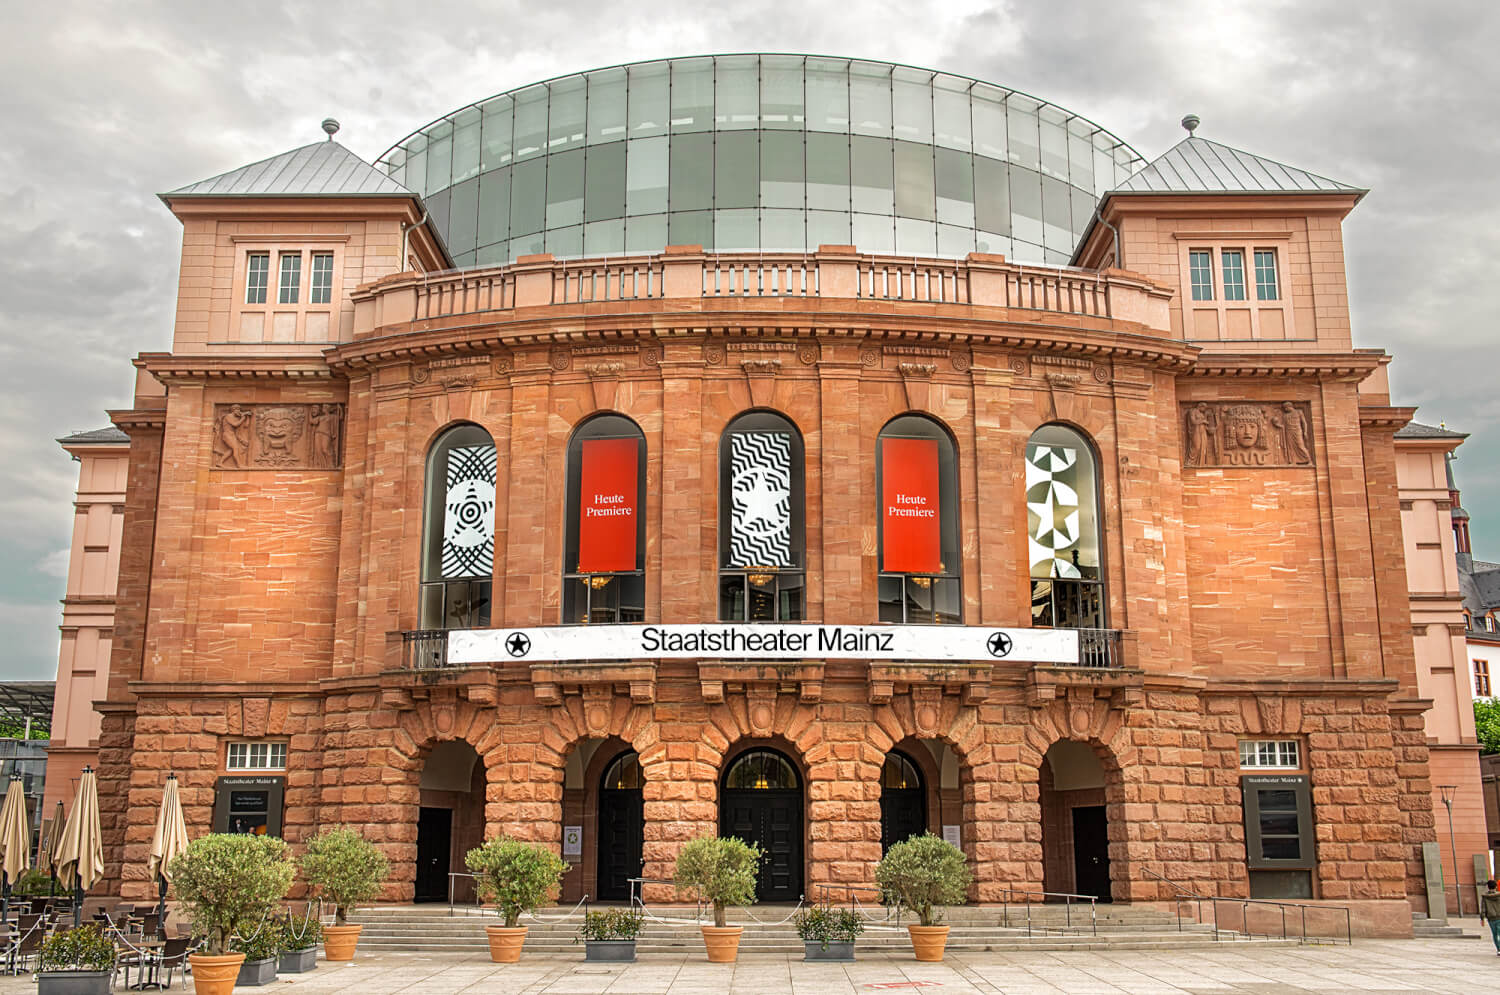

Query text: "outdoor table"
[121, 938, 165, 990]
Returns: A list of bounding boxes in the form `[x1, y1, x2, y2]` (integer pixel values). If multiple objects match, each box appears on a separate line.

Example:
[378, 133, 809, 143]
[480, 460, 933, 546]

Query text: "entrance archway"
[879, 751, 927, 852]
[416, 740, 486, 903]
[1040, 740, 1111, 901]
[596, 751, 644, 901]
[719, 749, 803, 902]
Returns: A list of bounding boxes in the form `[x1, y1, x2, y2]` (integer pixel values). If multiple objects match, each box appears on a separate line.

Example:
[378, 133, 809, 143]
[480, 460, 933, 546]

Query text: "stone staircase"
[1410, 911, 1477, 939]
[352, 903, 1299, 955]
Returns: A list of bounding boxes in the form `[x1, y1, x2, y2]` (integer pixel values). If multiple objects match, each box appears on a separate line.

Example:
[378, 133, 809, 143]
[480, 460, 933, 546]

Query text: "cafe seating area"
[1, 899, 197, 989]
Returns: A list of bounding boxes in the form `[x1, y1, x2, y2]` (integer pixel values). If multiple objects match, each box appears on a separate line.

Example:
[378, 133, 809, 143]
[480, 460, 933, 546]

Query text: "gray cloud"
[3, 0, 1495, 680]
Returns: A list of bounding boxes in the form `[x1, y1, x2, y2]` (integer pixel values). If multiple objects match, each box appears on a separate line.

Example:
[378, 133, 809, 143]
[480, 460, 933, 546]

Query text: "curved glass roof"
[377, 55, 1145, 268]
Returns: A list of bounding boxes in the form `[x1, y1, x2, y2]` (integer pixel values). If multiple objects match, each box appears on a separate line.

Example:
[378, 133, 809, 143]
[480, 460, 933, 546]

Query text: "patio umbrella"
[55, 766, 103, 927]
[0, 775, 30, 920]
[146, 773, 188, 928]
[43, 801, 64, 896]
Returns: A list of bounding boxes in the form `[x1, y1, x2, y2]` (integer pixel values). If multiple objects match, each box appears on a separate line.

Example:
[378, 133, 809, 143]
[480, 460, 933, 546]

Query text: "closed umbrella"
[146, 773, 188, 928]
[54, 766, 103, 927]
[43, 801, 64, 896]
[0, 775, 30, 920]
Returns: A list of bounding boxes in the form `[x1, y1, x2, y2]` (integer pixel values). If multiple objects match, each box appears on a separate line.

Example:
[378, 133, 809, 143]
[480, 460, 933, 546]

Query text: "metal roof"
[0, 683, 52, 736]
[1112, 136, 1363, 197]
[163, 140, 417, 200]
[57, 426, 128, 445]
[1394, 421, 1468, 440]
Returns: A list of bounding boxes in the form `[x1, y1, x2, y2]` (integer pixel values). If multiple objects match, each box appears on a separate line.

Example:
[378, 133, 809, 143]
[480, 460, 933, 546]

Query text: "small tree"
[465, 837, 568, 928]
[299, 827, 389, 925]
[1476, 698, 1500, 755]
[673, 834, 761, 927]
[875, 833, 971, 927]
[168, 834, 296, 956]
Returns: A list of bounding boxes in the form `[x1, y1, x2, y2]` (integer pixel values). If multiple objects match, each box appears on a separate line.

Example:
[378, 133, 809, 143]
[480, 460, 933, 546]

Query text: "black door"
[1072, 805, 1111, 902]
[415, 806, 452, 903]
[880, 787, 926, 852]
[597, 787, 644, 901]
[720, 789, 803, 902]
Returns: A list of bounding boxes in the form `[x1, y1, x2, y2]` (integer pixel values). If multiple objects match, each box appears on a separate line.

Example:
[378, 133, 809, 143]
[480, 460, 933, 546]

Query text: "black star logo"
[505, 632, 532, 658]
[986, 632, 1013, 658]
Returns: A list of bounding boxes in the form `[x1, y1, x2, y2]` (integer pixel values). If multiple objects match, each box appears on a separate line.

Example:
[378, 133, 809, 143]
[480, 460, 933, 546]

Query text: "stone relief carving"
[1182, 401, 1315, 468]
[211, 403, 345, 470]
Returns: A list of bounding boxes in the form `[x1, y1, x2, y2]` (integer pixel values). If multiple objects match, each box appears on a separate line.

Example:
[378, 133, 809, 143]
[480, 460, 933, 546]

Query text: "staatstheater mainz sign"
[448, 623, 1079, 665]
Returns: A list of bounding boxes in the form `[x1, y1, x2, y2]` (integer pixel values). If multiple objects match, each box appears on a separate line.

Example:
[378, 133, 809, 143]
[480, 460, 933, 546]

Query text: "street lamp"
[1438, 784, 1463, 917]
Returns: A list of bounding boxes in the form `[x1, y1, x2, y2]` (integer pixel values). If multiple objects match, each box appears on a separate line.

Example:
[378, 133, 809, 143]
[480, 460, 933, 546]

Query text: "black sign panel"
[212, 775, 285, 838]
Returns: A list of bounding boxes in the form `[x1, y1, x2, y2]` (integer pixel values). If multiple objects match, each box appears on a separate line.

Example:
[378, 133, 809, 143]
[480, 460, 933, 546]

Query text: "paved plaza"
[15, 928, 1499, 995]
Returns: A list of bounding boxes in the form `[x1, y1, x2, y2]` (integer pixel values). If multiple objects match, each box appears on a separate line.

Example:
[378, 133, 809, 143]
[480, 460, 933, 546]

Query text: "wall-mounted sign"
[563, 825, 583, 857]
[881, 437, 940, 573]
[577, 438, 638, 572]
[450, 623, 1077, 665]
[942, 824, 961, 849]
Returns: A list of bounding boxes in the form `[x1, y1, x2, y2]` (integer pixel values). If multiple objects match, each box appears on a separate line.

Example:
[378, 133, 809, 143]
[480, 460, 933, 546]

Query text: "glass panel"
[604, 753, 641, 790]
[975, 231, 1012, 257]
[895, 218, 937, 254]
[894, 141, 935, 221]
[761, 131, 804, 208]
[1258, 790, 1297, 809]
[404, 136, 427, 195]
[761, 55, 804, 129]
[852, 213, 894, 254]
[1011, 168, 1043, 246]
[933, 78, 972, 151]
[549, 76, 587, 151]
[1007, 96, 1040, 170]
[512, 86, 548, 160]
[807, 209, 851, 248]
[278, 252, 301, 304]
[511, 231, 545, 257]
[545, 148, 584, 229]
[892, 69, 933, 144]
[626, 136, 668, 215]
[426, 120, 453, 192]
[476, 242, 507, 266]
[478, 168, 511, 249]
[762, 209, 806, 251]
[668, 210, 713, 249]
[587, 67, 627, 144]
[720, 574, 747, 621]
[974, 156, 1010, 235]
[972, 86, 1008, 159]
[585, 141, 627, 221]
[937, 223, 974, 257]
[246, 253, 269, 304]
[509, 159, 546, 236]
[669, 132, 713, 211]
[1255, 249, 1279, 300]
[935, 148, 974, 226]
[447, 177, 479, 255]
[545, 224, 582, 258]
[627, 62, 669, 138]
[670, 57, 714, 132]
[1041, 175, 1073, 250]
[1067, 118, 1094, 193]
[583, 218, 624, 256]
[714, 208, 757, 250]
[804, 58, 849, 132]
[725, 751, 797, 789]
[625, 214, 667, 253]
[1026, 424, 1101, 583]
[715, 55, 759, 129]
[715, 131, 758, 209]
[1189, 250, 1214, 300]
[452, 108, 481, 184]
[425, 188, 450, 249]
[878, 575, 905, 622]
[1260, 837, 1301, 861]
[851, 136, 894, 213]
[777, 572, 805, 620]
[1039, 105, 1069, 180]
[849, 61, 892, 137]
[806, 132, 850, 210]
[309, 253, 334, 304]
[1222, 250, 1246, 301]
[480, 96, 513, 169]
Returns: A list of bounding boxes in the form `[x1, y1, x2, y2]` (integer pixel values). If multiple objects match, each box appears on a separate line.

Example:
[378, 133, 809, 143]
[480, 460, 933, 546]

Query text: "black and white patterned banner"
[729, 432, 792, 568]
[442, 444, 496, 578]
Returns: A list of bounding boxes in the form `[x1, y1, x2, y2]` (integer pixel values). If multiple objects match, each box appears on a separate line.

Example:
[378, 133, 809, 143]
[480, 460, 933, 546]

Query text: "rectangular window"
[1242, 774, 1314, 872]
[309, 253, 334, 304]
[1188, 250, 1214, 300]
[1254, 249, 1279, 300]
[212, 776, 284, 838]
[245, 253, 270, 304]
[278, 253, 301, 305]
[1476, 659, 1492, 697]
[1239, 740, 1300, 769]
[1221, 249, 1246, 301]
[226, 741, 287, 771]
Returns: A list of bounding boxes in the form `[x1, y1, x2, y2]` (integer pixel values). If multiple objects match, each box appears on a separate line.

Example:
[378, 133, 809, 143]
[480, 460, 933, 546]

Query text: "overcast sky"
[2, 1, 1495, 681]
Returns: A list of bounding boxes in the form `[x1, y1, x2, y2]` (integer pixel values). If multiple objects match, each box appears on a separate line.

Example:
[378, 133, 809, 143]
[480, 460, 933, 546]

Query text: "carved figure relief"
[211, 403, 345, 470]
[1182, 401, 1314, 468]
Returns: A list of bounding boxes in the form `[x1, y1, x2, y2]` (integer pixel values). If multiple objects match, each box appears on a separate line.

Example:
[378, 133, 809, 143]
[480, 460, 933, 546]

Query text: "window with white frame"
[310, 252, 335, 304]
[1254, 250, 1279, 300]
[1188, 250, 1214, 301]
[278, 253, 302, 304]
[227, 741, 288, 771]
[1185, 247, 1281, 303]
[1239, 739, 1300, 769]
[245, 253, 270, 304]
[1221, 249, 1247, 301]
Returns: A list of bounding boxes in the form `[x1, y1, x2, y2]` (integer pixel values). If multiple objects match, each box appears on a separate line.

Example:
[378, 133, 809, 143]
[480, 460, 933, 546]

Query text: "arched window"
[1026, 424, 1104, 628]
[719, 411, 806, 621]
[420, 424, 496, 629]
[877, 415, 961, 624]
[601, 752, 642, 790]
[723, 750, 799, 790]
[563, 414, 646, 623]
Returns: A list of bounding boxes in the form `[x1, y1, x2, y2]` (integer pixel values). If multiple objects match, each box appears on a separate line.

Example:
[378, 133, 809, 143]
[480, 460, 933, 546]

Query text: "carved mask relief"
[211, 403, 345, 469]
[1182, 401, 1314, 468]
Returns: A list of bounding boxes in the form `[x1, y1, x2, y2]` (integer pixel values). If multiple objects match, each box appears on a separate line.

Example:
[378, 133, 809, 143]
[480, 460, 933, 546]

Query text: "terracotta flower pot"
[907, 924, 950, 962]
[188, 952, 245, 995]
[700, 924, 743, 963]
[485, 924, 529, 963]
[322, 924, 363, 961]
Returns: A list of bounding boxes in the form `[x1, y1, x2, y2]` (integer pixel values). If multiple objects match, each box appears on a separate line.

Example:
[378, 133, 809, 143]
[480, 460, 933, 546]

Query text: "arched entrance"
[879, 751, 927, 852]
[720, 749, 803, 902]
[416, 740, 486, 903]
[1040, 740, 1112, 902]
[596, 751, 644, 901]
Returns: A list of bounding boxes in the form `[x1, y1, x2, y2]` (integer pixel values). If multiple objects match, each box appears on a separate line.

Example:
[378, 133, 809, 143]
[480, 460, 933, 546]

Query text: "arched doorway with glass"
[719, 748, 804, 902]
[596, 751, 644, 902]
[879, 751, 927, 852]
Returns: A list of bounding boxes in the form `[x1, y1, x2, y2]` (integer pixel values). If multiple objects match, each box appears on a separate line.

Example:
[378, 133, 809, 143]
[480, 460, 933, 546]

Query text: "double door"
[719, 789, 803, 902]
[597, 788, 644, 901]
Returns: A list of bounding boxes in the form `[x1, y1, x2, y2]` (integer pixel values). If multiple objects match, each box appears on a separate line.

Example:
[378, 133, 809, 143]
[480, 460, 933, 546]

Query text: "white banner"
[448, 623, 1077, 665]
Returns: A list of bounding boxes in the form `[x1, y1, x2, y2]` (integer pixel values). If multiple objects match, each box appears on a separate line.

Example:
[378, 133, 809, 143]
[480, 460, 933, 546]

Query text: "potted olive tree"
[276, 908, 322, 973]
[577, 906, 644, 962]
[230, 927, 280, 987]
[169, 833, 296, 995]
[874, 833, 971, 962]
[792, 904, 864, 961]
[36, 923, 115, 995]
[465, 836, 568, 963]
[299, 826, 389, 961]
[673, 834, 760, 963]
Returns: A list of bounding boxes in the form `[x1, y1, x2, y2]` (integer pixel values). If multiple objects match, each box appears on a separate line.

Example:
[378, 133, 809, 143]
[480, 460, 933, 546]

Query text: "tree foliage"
[1477, 698, 1500, 755]
[465, 836, 568, 928]
[168, 834, 295, 956]
[875, 833, 971, 926]
[299, 826, 389, 924]
[673, 834, 761, 927]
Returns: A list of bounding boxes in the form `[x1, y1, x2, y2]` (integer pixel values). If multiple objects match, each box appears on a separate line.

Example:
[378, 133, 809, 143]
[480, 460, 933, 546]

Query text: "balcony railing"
[402, 629, 452, 670]
[1076, 628, 1123, 668]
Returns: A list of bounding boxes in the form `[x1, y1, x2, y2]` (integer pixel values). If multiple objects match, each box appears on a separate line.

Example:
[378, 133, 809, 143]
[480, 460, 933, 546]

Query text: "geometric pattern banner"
[442, 444, 497, 579]
[729, 432, 792, 568]
[1026, 443, 1088, 579]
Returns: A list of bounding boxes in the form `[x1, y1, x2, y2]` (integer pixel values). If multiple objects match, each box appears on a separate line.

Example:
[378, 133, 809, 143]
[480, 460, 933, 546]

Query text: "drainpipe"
[400, 209, 429, 274]
[1090, 204, 1122, 269]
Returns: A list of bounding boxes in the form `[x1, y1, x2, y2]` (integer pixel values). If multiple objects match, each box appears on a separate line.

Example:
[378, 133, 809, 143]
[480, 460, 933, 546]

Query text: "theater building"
[86, 56, 1455, 933]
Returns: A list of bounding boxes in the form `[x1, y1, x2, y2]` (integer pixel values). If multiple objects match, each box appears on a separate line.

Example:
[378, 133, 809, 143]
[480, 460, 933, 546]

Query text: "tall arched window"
[719, 411, 805, 621]
[1026, 424, 1104, 628]
[877, 415, 961, 624]
[420, 423, 496, 629]
[563, 414, 646, 623]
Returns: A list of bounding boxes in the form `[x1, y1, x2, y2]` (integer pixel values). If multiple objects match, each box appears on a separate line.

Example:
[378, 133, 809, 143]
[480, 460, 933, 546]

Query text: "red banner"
[577, 438, 638, 572]
[881, 437, 941, 573]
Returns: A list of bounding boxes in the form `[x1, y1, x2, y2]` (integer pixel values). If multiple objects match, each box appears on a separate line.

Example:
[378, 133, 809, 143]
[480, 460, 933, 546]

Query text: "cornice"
[1185, 351, 1386, 381]
[1359, 405, 1417, 430]
[134, 352, 337, 384]
[107, 406, 166, 432]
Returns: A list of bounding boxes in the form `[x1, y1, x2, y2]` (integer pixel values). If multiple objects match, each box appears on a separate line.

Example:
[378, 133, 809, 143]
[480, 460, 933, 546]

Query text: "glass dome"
[378, 55, 1144, 268]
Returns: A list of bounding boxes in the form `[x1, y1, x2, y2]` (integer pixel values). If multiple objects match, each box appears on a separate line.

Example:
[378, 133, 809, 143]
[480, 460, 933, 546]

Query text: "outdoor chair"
[12, 922, 45, 974]
[158, 936, 192, 989]
[27, 898, 47, 915]
[137, 912, 161, 940]
[15, 913, 40, 934]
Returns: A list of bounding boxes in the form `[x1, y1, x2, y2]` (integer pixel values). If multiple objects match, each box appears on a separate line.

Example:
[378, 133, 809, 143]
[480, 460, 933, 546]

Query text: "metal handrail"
[993, 887, 1097, 937]
[1142, 867, 1351, 945]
